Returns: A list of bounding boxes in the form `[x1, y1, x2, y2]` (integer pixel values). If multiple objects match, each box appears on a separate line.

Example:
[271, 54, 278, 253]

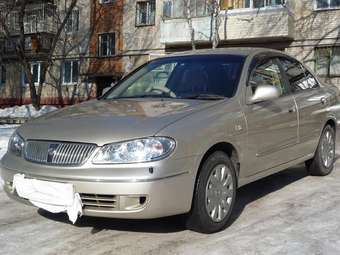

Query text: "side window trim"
[247, 56, 291, 97]
[278, 56, 320, 94]
[273, 57, 293, 96]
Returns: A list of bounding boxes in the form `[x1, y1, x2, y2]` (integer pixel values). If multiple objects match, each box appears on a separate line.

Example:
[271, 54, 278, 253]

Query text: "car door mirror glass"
[249, 85, 281, 104]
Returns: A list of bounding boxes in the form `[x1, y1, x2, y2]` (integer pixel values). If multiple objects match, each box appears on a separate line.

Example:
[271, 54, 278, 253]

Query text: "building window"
[315, 47, 340, 77]
[315, 0, 340, 9]
[24, 14, 38, 34]
[220, 0, 284, 10]
[65, 9, 79, 33]
[98, 33, 115, 57]
[22, 63, 41, 85]
[163, 0, 173, 18]
[99, 0, 114, 4]
[31, 63, 41, 84]
[63, 60, 79, 84]
[0, 65, 6, 86]
[136, 1, 155, 26]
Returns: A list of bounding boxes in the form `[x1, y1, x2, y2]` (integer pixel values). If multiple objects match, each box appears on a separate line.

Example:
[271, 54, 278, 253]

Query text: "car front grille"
[24, 140, 97, 166]
[80, 193, 118, 209]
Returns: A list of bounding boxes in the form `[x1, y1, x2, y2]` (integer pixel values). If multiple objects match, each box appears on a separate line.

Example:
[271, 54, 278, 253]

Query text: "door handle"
[320, 97, 328, 105]
[288, 106, 296, 113]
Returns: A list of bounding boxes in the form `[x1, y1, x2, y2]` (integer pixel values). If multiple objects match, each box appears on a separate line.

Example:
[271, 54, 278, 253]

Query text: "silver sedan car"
[1, 48, 340, 233]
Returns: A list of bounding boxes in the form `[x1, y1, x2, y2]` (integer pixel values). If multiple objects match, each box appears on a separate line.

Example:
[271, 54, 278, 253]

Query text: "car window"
[122, 63, 177, 97]
[105, 55, 245, 99]
[279, 58, 319, 92]
[249, 59, 288, 97]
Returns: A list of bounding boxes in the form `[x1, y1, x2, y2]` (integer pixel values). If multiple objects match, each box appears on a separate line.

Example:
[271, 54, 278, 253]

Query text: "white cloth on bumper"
[13, 174, 82, 224]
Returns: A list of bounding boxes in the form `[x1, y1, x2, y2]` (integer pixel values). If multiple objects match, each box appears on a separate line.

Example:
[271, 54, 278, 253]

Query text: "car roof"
[164, 47, 286, 58]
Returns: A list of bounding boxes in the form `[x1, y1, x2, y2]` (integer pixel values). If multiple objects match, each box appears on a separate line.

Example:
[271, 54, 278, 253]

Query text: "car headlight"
[93, 137, 176, 164]
[8, 132, 25, 156]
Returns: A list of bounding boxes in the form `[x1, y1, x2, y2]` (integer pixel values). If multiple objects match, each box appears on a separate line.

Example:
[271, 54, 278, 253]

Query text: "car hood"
[17, 99, 217, 145]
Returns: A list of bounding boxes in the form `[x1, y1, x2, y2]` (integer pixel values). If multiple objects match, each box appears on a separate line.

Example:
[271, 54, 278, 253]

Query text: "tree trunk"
[211, 1, 220, 49]
[185, 0, 196, 50]
[22, 62, 40, 110]
[56, 76, 65, 107]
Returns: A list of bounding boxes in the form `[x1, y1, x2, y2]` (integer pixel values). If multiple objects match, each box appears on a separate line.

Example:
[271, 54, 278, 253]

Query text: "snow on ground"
[0, 125, 17, 158]
[0, 125, 18, 189]
[0, 104, 57, 118]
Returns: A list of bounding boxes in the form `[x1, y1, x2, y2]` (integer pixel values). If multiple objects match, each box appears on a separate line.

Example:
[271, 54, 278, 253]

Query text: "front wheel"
[306, 125, 336, 176]
[186, 151, 237, 233]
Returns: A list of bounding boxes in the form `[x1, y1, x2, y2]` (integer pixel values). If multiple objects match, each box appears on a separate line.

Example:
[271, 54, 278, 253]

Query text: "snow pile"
[0, 105, 58, 119]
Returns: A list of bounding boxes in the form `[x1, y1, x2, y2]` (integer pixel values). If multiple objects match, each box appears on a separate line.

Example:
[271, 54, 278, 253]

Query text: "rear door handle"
[288, 106, 296, 113]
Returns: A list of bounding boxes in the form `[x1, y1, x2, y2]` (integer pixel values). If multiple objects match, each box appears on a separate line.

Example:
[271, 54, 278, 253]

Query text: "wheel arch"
[196, 142, 240, 185]
[325, 118, 337, 133]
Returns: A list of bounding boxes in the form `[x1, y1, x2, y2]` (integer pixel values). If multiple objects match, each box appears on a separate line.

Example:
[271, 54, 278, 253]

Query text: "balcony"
[2, 34, 54, 59]
[160, 7, 294, 45]
[0, 2, 56, 36]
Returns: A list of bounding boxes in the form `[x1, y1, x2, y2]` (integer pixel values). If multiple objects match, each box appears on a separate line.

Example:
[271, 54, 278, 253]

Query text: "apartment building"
[1, 0, 339, 107]
[87, 0, 124, 97]
[100, 0, 340, 88]
[160, 0, 340, 86]
[0, 0, 93, 107]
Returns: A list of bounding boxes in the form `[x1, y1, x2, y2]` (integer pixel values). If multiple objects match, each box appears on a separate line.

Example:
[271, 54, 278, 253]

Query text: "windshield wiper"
[181, 94, 226, 100]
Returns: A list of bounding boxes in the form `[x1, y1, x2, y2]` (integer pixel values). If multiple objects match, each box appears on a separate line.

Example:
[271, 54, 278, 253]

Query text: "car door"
[243, 57, 299, 177]
[279, 57, 332, 158]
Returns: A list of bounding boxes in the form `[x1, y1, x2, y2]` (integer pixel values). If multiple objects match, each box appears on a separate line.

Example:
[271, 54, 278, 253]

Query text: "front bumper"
[1, 155, 198, 219]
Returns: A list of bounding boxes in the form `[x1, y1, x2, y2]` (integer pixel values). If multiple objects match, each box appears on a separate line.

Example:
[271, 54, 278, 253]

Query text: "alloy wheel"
[321, 129, 335, 168]
[205, 164, 234, 223]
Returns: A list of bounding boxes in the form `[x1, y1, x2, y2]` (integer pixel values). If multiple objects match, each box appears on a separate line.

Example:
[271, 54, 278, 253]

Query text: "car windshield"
[104, 55, 245, 100]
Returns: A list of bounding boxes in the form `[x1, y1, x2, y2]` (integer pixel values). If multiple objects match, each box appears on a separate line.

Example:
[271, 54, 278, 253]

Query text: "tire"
[306, 125, 336, 176]
[186, 151, 237, 233]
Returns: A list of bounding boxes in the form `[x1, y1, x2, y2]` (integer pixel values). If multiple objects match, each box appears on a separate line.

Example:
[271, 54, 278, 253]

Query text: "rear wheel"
[306, 125, 336, 176]
[186, 151, 237, 233]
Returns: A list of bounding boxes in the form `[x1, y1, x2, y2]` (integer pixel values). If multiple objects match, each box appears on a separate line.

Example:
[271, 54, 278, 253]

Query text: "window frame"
[24, 14, 38, 34]
[98, 33, 116, 57]
[135, 0, 156, 27]
[220, 0, 285, 10]
[62, 60, 80, 85]
[99, 0, 115, 4]
[65, 9, 80, 34]
[314, 0, 340, 10]
[278, 56, 320, 94]
[22, 62, 42, 86]
[247, 56, 291, 99]
[315, 46, 340, 78]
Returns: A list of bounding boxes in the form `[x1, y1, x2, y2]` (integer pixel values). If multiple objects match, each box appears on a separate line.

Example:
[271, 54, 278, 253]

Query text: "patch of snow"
[0, 104, 58, 119]
[0, 125, 18, 190]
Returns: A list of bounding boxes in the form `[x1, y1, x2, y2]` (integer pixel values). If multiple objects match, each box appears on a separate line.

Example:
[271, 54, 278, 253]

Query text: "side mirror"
[249, 85, 280, 104]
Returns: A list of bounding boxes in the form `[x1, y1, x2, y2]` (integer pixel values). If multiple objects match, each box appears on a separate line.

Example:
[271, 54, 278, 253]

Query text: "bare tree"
[182, 0, 221, 50]
[0, 0, 78, 110]
[183, 0, 197, 50]
[208, 0, 221, 49]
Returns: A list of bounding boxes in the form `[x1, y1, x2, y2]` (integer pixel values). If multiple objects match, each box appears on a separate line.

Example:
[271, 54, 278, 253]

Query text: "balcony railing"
[0, 2, 56, 36]
[2, 33, 54, 57]
[161, 5, 294, 44]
